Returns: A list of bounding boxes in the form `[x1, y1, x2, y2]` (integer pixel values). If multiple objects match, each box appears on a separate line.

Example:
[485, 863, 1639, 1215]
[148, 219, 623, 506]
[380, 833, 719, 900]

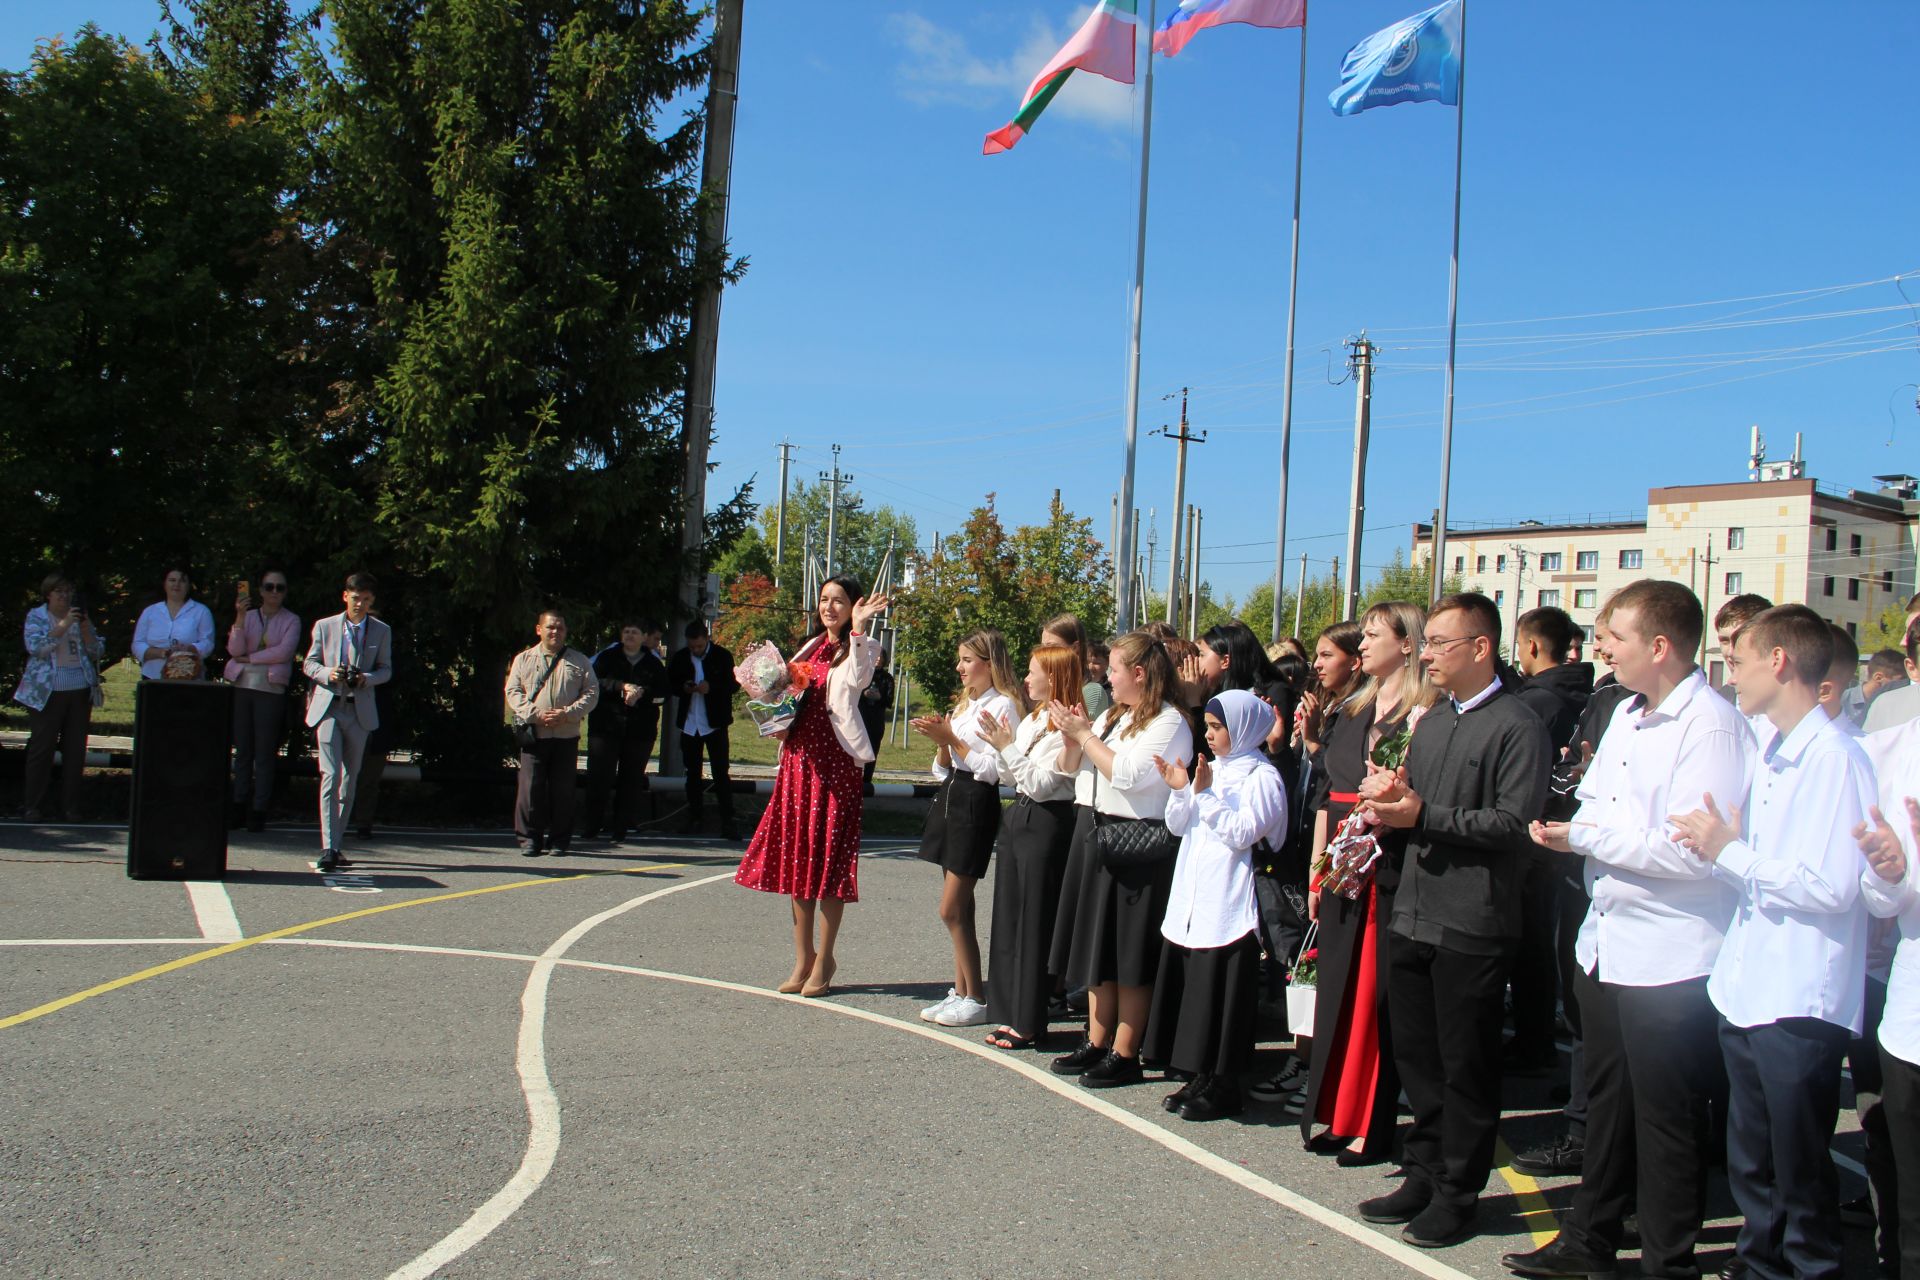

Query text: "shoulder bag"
[1091, 713, 1183, 871]
[513, 655, 560, 751]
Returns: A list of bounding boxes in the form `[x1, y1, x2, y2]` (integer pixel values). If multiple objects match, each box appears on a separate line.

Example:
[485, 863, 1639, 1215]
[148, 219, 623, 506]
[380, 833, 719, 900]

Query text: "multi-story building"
[1412, 471, 1918, 683]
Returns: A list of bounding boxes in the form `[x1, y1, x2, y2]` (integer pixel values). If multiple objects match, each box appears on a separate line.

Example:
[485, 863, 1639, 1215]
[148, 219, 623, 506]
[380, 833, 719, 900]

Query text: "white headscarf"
[1205, 689, 1277, 783]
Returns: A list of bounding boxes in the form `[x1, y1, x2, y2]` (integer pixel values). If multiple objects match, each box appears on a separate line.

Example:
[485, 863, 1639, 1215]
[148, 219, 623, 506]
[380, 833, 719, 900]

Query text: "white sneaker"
[934, 995, 990, 1027]
[920, 989, 960, 1022]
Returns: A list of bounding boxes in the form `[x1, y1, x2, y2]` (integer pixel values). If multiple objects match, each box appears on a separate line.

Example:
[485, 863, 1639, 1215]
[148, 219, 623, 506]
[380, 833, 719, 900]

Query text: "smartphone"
[239, 579, 251, 602]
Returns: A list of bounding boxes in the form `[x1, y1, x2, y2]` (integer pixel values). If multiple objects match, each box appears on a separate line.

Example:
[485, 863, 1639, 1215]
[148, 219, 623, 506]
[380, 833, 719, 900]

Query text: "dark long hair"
[807, 573, 865, 667]
[1202, 620, 1283, 696]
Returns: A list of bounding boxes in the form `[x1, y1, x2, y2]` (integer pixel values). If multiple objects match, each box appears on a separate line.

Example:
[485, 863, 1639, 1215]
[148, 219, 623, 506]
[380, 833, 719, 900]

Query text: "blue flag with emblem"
[1328, 0, 1461, 116]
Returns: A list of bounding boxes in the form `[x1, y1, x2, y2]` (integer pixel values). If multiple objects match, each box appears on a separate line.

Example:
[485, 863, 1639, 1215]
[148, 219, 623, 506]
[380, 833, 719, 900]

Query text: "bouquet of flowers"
[1313, 704, 1426, 900]
[733, 640, 812, 738]
[1286, 924, 1319, 1032]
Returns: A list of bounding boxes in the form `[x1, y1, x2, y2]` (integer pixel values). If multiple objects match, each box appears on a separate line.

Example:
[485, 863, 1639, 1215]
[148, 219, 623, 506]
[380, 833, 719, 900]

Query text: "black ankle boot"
[1163, 1071, 1209, 1113]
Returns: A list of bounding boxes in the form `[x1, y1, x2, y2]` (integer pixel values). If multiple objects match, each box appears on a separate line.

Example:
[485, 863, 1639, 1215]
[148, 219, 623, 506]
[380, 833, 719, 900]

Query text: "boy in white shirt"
[1671, 604, 1877, 1280]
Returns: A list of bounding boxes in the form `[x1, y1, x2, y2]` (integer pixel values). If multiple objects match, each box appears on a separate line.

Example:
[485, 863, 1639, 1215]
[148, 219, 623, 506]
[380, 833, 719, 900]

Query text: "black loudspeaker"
[128, 680, 234, 880]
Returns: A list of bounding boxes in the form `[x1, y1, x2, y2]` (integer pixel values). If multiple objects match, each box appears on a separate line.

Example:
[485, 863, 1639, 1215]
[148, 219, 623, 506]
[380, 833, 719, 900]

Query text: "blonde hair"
[1345, 600, 1437, 717]
[1106, 630, 1177, 740]
[956, 628, 1030, 716]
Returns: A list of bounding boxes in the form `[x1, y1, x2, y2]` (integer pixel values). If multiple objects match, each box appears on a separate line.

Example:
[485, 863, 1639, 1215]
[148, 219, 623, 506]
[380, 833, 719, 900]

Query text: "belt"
[1330, 790, 1361, 803]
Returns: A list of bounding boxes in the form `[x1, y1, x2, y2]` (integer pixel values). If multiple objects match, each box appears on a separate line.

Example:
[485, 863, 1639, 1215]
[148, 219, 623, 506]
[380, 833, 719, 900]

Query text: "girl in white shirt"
[1046, 630, 1195, 1088]
[1145, 689, 1287, 1121]
[911, 629, 1027, 1028]
[978, 643, 1085, 1050]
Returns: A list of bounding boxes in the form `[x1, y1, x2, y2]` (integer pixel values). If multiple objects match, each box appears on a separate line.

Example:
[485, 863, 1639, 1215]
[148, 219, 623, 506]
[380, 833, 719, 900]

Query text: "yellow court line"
[0, 860, 701, 1032]
[1492, 1136, 1561, 1247]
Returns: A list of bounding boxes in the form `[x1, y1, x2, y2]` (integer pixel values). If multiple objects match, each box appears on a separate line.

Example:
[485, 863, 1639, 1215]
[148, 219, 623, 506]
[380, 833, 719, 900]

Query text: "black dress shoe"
[333, 853, 356, 869]
[1079, 1052, 1143, 1089]
[1500, 1237, 1619, 1278]
[1178, 1078, 1243, 1121]
[1337, 1147, 1388, 1167]
[1163, 1072, 1208, 1113]
[1050, 1039, 1107, 1076]
[1403, 1202, 1476, 1249]
[312, 850, 340, 874]
[1359, 1180, 1433, 1224]
[522, 844, 548, 858]
[1510, 1133, 1585, 1177]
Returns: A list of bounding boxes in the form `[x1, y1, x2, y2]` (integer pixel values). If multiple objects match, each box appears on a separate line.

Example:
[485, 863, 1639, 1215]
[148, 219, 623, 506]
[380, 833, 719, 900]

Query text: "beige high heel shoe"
[777, 956, 815, 995]
[800, 955, 836, 998]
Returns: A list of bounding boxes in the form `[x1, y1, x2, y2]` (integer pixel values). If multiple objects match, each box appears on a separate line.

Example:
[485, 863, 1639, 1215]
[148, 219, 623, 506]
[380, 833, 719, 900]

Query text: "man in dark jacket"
[666, 619, 739, 839]
[1354, 592, 1552, 1249]
[585, 620, 666, 842]
[1507, 607, 1595, 1074]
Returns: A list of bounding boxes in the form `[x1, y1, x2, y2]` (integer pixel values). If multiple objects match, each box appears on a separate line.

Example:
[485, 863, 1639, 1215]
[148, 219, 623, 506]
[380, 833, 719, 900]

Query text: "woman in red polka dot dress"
[734, 575, 889, 997]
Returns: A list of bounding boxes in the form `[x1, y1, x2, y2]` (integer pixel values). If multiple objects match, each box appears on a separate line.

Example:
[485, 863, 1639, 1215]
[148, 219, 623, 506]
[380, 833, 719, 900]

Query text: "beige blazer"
[793, 631, 881, 764]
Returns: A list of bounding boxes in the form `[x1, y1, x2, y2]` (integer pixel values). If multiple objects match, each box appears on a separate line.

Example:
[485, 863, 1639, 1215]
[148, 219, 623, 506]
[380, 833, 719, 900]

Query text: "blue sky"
[10, 2, 1920, 605]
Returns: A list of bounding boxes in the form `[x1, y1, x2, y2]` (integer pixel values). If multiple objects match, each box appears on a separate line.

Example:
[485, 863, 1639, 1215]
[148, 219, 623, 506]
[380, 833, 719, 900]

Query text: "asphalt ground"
[0, 822, 1886, 1279]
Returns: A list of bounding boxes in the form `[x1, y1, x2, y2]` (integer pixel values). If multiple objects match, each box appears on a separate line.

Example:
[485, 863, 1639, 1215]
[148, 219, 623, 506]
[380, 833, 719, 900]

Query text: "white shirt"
[1083, 704, 1194, 820]
[685, 651, 712, 737]
[132, 599, 215, 679]
[931, 689, 1018, 786]
[1708, 708, 1877, 1033]
[1570, 670, 1752, 985]
[995, 711, 1076, 803]
[1867, 683, 1920, 734]
[1161, 762, 1284, 949]
[1828, 705, 1865, 740]
[1859, 719, 1920, 1063]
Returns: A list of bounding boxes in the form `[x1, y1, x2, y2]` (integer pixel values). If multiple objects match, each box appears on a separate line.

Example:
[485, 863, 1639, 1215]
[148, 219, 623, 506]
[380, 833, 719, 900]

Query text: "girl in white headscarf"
[1144, 688, 1288, 1121]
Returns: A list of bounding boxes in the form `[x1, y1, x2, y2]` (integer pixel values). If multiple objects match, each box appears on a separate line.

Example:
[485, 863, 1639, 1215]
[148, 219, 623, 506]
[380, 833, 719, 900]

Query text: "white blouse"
[132, 599, 215, 680]
[1860, 718, 1920, 1064]
[996, 711, 1076, 804]
[932, 688, 1019, 787]
[1084, 703, 1194, 820]
[1162, 762, 1285, 949]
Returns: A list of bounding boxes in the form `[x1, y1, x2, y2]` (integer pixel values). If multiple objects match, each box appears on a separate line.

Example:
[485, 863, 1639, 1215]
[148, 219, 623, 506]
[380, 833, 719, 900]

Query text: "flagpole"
[1269, 14, 1309, 643]
[1115, 0, 1157, 633]
[1431, 0, 1466, 607]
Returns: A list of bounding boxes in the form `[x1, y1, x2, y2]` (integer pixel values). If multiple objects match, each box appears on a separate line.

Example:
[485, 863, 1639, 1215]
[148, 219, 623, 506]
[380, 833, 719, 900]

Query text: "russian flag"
[1153, 0, 1305, 57]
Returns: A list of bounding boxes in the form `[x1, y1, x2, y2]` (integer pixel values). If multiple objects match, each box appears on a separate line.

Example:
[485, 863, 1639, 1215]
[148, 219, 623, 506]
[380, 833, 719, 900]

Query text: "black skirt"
[917, 770, 1001, 879]
[984, 796, 1076, 1036]
[1048, 804, 1097, 976]
[1144, 930, 1262, 1077]
[1063, 815, 1178, 990]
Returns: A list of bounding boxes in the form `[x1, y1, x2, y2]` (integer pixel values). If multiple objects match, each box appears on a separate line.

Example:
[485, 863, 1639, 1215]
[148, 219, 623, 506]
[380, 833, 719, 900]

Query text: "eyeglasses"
[1420, 635, 1476, 654]
[260, 582, 287, 592]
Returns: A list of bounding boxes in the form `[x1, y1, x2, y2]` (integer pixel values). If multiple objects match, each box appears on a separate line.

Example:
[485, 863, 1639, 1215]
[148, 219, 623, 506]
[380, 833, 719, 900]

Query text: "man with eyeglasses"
[1352, 592, 1552, 1249]
[226, 570, 301, 833]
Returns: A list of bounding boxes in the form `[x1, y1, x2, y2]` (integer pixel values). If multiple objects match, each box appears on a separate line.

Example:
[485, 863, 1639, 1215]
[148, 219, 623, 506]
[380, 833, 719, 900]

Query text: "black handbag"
[1090, 715, 1182, 871]
[512, 656, 559, 751]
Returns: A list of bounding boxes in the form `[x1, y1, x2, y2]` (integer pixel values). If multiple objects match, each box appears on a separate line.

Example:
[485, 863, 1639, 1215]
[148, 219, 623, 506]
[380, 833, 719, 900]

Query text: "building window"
[1727, 527, 1745, 550]
[1851, 533, 1863, 557]
[1496, 554, 1507, 574]
[1582, 625, 1595, 645]
[1885, 570, 1896, 591]
[1618, 549, 1643, 570]
[1538, 589, 1562, 607]
[1476, 554, 1486, 573]
[1576, 551, 1599, 571]
[1494, 589, 1504, 607]
[1848, 621, 1859, 638]
[1709, 660, 1724, 686]
[1826, 528, 1838, 552]
[1574, 589, 1598, 609]
[1823, 575, 1835, 597]
[1539, 552, 1563, 571]
[1726, 572, 1743, 595]
[1849, 578, 1862, 601]
[1453, 555, 1464, 573]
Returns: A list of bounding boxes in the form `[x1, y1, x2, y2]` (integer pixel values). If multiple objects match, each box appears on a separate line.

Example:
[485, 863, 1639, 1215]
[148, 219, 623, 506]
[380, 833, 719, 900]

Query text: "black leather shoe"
[1163, 1073, 1207, 1113]
[1359, 1181, 1433, 1224]
[1079, 1052, 1143, 1089]
[1178, 1078, 1243, 1121]
[333, 853, 356, 869]
[1510, 1134, 1585, 1177]
[1501, 1237, 1619, 1278]
[1337, 1147, 1388, 1167]
[1050, 1039, 1107, 1075]
[522, 844, 548, 858]
[1404, 1202, 1476, 1249]
[312, 850, 339, 874]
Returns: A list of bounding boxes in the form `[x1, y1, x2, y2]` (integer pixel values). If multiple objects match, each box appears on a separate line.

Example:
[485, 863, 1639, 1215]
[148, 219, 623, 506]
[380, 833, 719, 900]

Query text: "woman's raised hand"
[909, 713, 953, 746]
[978, 710, 1015, 751]
[1046, 699, 1091, 743]
[1153, 753, 1191, 790]
[851, 594, 890, 632]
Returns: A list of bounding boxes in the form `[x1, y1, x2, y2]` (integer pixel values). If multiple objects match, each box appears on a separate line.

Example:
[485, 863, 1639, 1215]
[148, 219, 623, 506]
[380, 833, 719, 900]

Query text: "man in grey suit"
[302, 572, 394, 872]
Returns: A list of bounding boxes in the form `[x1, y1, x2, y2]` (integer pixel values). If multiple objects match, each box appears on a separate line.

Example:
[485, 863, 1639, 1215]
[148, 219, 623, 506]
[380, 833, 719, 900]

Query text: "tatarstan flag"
[983, 0, 1137, 155]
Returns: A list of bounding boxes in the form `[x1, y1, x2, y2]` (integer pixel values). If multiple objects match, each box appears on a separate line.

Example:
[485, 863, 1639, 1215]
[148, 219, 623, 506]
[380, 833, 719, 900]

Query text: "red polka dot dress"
[734, 638, 863, 901]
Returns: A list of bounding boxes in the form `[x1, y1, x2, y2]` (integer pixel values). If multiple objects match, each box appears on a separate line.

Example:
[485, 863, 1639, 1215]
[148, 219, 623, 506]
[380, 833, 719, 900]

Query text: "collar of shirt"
[1633, 667, 1707, 729]
[1762, 706, 1830, 772]
[1450, 673, 1502, 715]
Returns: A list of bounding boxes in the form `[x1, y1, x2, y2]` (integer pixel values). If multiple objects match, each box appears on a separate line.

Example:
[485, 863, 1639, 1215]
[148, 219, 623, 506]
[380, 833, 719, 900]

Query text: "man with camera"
[302, 572, 394, 873]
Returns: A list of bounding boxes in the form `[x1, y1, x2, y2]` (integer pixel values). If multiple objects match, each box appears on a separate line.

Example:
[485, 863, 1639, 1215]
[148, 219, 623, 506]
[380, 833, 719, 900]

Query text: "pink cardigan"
[793, 631, 881, 764]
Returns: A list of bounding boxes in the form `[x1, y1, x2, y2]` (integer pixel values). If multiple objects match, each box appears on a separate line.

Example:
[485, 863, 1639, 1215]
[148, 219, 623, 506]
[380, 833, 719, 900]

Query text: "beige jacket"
[505, 645, 599, 740]
[793, 632, 881, 764]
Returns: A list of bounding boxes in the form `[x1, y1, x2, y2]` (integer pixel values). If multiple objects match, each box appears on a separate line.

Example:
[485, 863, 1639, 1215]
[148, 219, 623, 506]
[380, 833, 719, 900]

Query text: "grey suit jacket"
[303, 612, 394, 729]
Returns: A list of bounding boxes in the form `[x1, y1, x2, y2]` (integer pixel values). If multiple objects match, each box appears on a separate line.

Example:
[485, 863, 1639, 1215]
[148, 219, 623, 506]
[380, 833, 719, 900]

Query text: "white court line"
[381, 871, 735, 1280]
[0, 938, 206, 947]
[184, 882, 244, 941]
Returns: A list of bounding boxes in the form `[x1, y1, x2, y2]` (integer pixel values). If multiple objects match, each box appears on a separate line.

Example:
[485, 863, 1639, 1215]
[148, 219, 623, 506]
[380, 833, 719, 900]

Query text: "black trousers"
[681, 726, 732, 828]
[230, 685, 288, 811]
[1511, 859, 1562, 1055]
[586, 727, 654, 835]
[1388, 933, 1510, 1211]
[514, 736, 579, 850]
[1851, 978, 1898, 1275]
[1719, 1015, 1851, 1280]
[1879, 1038, 1920, 1280]
[1557, 872, 1592, 1138]
[24, 687, 92, 817]
[1563, 968, 1721, 1276]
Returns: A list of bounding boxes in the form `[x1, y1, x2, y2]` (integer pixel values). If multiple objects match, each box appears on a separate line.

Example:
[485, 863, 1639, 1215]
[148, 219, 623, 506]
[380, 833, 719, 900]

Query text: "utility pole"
[1293, 551, 1308, 638]
[1145, 513, 1158, 605]
[773, 440, 792, 589]
[665, 0, 742, 781]
[1155, 388, 1205, 628]
[1507, 544, 1528, 648]
[1187, 505, 1203, 639]
[1330, 555, 1341, 619]
[820, 444, 848, 579]
[1342, 335, 1375, 620]
[1700, 535, 1716, 667]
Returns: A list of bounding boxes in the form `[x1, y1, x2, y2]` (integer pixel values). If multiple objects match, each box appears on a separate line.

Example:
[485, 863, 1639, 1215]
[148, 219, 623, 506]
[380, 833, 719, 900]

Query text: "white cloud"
[886, 11, 1134, 131]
